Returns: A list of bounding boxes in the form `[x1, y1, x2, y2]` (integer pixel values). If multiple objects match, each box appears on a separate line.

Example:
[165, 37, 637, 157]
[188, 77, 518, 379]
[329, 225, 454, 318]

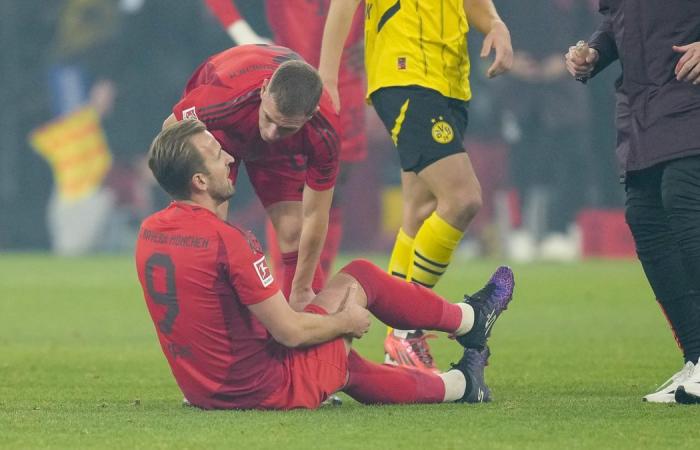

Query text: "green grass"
[1, 254, 699, 449]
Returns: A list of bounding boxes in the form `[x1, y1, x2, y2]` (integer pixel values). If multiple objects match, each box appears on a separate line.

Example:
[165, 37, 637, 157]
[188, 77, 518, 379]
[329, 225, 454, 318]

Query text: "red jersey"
[135, 202, 286, 409]
[265, 0, 367, 162]
[173, 45, 340, 191]
[203, 1, 367, 162]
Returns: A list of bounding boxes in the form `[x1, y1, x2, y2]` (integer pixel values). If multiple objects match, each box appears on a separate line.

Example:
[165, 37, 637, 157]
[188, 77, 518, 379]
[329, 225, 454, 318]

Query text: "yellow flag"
[30, 107, 112, 202]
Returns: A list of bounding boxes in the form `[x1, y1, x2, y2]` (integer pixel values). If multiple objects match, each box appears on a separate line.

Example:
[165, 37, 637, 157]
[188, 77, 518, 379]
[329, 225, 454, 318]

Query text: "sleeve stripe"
[198, 96, 260, 124]
[197, 89, 260, 117]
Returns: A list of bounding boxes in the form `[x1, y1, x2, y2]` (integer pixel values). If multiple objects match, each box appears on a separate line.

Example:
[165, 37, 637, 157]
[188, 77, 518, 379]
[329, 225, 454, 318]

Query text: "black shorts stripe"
[391, 271, 407, 278]
[412, 261, 444, 277]
[413, 250, 449, 268]
[377, 0, 401, 33]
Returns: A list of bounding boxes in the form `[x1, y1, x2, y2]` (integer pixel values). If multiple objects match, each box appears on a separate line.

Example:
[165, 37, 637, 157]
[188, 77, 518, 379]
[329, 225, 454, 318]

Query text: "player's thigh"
[265, 201, 303, 251]
[246, 156, 306, 208]
[417, 152, 481, 205]
[371, 85, 468, 173]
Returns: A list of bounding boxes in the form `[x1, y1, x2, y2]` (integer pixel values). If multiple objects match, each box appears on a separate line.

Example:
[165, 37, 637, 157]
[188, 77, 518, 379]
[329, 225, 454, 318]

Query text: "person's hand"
[322, 79, 341, 114]
[335, 284, 370, 338]
[673, 42, 700, 84]
[89, 79, 116, 117]
[227, 19, 271, 45]
[482, 21, 513, 78]
[565, 41, 599, 80]
[289, 287, 315, 312]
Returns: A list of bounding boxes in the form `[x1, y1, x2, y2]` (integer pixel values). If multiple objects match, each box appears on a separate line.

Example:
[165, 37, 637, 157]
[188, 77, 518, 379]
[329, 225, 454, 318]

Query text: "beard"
[210, 179, 235, 203]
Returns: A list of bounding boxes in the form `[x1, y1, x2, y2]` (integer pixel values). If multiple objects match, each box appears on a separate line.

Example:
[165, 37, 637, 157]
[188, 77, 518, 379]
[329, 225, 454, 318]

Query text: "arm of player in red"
[203, 0, 270, 45]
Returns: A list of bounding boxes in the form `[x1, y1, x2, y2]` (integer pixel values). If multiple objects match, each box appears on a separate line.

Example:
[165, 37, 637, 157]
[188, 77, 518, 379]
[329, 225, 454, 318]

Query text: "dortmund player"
[320, 0, 513, 371]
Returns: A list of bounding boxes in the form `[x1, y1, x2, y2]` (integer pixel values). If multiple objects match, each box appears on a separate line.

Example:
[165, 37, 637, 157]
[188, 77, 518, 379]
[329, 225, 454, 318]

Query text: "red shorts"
[227, 154, 307, 208]
[258, 304, 348, 410]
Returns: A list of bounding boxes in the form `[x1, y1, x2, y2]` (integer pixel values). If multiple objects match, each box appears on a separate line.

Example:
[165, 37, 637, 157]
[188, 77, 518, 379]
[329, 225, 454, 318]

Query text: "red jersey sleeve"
[173, 82, 258, 133]
[303, 96, 340, 191]
[203, 0, 242, 28]
[220, 225, 279, 305]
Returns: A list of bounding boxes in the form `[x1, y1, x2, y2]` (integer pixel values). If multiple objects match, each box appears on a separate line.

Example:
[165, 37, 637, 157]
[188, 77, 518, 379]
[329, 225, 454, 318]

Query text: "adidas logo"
[484, 309, 497, 335]
[477, 388, 484, 402]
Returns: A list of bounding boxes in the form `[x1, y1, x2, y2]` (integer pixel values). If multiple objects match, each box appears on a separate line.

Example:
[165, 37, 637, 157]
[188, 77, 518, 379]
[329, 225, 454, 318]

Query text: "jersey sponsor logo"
[182, 107, 198, 120]
[253, 256, 274, 287]
[431, 116, 454, 144]
[397, 57, 407, 70]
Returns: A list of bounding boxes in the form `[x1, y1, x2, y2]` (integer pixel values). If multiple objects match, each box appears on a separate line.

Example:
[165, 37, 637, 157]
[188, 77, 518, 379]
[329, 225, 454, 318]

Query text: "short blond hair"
[148, 119, 208, 199]
[269, 60, 323, 117]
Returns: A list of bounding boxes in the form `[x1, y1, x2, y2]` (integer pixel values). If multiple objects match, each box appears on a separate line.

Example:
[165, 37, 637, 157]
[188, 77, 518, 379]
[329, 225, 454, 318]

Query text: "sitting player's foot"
[451, 346, 491, 403]
[675, 359, 700, 404]
[457, 266, 515, 350]
[384, 330, 439, 373]
[642, 361, 694, 403]
[322, 394, 343, 406]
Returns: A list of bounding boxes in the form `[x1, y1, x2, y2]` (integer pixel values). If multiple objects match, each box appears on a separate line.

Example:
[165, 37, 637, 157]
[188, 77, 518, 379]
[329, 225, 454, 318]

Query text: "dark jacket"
[589, 0, 700, 175]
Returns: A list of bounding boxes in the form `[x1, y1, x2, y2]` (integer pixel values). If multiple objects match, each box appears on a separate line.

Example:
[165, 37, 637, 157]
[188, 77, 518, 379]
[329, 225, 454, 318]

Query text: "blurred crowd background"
[0, 0, 628, 261]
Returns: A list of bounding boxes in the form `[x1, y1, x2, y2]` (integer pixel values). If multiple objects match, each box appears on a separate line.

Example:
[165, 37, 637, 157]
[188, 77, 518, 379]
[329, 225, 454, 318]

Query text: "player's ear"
[191, 172, 208, 192]
[260, 78, 269, 96]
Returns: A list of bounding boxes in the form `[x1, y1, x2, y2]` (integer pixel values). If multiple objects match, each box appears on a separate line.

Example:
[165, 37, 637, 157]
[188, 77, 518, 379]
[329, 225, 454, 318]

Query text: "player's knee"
[341, 259, 377, 277]
[404, 198, 437, 230]
[444, 191, 482, 226]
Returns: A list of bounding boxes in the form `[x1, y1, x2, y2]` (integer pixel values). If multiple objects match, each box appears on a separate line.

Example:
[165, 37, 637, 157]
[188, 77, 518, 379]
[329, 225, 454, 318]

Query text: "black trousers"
[625, 155, 700, 362]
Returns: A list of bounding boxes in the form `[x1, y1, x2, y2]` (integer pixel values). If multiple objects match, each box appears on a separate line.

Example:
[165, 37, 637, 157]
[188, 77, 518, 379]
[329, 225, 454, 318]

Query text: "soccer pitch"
[1, 254, 699, 449]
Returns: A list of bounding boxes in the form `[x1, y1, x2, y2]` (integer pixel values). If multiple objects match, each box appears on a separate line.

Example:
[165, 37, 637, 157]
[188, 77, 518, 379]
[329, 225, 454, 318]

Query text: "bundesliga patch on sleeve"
[182, 107, 198, 120]
[253, 256, 274, 287]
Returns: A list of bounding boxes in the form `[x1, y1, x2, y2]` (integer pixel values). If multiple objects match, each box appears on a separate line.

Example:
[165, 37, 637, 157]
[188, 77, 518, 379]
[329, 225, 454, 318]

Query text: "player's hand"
[565, 41, 599, 79]
[482, 21, 513, 78]
[335, 284, 370, 338]
[323, 79, 341, 114]
[673, 42, 700, 84]
[289, 287, 315, 312]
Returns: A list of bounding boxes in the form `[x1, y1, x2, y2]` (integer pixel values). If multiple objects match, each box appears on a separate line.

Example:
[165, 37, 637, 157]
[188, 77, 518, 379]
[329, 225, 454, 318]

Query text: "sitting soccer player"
[134, 119, 515, 409]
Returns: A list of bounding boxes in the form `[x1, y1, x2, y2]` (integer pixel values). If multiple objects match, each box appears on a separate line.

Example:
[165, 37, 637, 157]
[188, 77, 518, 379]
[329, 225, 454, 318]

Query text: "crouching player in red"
[135, 120, 515, 409]
[163, 44, 340, 310]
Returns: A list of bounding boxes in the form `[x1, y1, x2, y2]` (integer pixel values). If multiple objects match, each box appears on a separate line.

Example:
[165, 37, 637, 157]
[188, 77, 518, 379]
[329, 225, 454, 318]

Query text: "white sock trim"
[454, 303, 475, 336]
[440, 369, 467, 402]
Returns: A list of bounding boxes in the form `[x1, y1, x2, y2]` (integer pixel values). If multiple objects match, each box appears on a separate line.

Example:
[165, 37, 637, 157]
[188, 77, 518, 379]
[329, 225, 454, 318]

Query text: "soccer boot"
[675, 359, 700, 404]
[642, 361, 694, 403]
[457, 266, 515, 350]
[384, 330, 439, 373]
[321, 394, 343, 406]
[451, 346, 491, 403]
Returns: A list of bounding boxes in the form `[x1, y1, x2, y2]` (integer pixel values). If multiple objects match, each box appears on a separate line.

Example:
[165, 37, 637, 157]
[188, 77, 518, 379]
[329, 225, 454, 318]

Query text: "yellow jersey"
[364, 0, 471, 101]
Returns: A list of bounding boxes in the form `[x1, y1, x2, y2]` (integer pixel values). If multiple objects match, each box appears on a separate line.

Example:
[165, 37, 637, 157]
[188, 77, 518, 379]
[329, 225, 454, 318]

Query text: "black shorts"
[371, 85, 469, 173]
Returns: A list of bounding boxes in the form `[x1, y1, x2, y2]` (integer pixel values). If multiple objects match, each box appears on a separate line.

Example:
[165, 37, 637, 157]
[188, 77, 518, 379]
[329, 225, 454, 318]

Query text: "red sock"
[341, 259, 462, 332]
[343, 350, 444, 404]
[265, 220, 283, 284]
[281, 251, 326, 300]
[319, 207, 343, 279]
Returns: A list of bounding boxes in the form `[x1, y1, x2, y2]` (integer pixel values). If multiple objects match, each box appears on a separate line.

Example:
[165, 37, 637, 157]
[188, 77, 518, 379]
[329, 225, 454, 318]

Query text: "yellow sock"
[407, 212, 464, 289]
[386, 228, 414, 336]
[387, 228, 413, 280]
